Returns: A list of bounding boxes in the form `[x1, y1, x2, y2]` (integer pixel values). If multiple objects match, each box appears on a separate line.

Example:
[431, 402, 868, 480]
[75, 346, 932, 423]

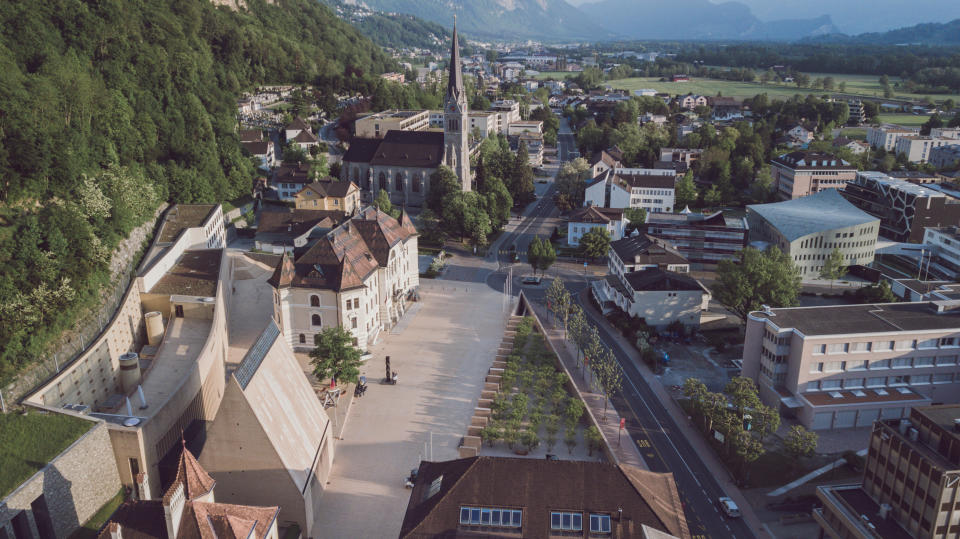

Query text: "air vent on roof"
[874, 389, 888, 396]
[829, 391, 843, 399]
[852, 390, 866, 397]
[897, 387, 912, 395]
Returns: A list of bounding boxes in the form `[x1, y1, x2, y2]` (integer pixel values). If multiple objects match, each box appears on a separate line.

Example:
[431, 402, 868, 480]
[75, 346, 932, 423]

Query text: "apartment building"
[930, 145, 960, 169]
[566, 206, 627, 246]
[584, 168, 676, 213]
[924, 227, 960, 280]
[867, 125, 920, 152]
[770, 151, 858, 199]
[746, 189, 879, 280]
[842, 171, 960, 243]
[814, 405, 960, 539]
[354, 110, 431, 138]
[743, 302, 960, 431]
[491, 100, 522, 134]
[895, 136, 956, 164]
[468, 110, 498, 139]
[644, 211, 748, 268]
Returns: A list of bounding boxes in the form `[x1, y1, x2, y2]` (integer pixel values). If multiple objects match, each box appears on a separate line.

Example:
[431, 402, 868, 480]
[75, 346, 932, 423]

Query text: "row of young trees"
[545, 278, 623, 420]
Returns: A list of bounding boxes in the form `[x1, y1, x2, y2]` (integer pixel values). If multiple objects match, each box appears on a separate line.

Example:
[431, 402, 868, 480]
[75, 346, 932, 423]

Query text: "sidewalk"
[577, 289, 772, 539]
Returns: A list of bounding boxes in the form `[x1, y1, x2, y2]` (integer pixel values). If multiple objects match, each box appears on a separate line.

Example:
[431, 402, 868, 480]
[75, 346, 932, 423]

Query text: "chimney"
[109, 523, 122, 539]
[135, 472, 150, 501]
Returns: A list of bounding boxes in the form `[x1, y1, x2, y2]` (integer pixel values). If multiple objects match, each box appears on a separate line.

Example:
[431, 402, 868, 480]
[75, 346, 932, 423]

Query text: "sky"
[566, 0, 960, 35]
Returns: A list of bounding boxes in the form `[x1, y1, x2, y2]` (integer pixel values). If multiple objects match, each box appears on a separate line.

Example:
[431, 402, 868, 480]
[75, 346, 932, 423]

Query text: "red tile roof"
[164, 446, 216, 503]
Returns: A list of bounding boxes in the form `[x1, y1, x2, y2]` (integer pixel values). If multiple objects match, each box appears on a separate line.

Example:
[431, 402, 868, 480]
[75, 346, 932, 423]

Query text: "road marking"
[636, 438, 651, 448]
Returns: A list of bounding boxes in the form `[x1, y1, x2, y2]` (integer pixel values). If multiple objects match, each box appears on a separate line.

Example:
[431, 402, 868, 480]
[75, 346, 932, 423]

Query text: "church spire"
[446, 16, 463, 102]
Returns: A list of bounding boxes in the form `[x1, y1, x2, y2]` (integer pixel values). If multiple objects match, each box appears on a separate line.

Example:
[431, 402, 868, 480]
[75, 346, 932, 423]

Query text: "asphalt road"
[483, 111, 754, 539]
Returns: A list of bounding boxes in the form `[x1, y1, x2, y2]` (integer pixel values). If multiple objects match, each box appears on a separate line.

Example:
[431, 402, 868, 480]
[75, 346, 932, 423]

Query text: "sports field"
[876, 114, 930, 127]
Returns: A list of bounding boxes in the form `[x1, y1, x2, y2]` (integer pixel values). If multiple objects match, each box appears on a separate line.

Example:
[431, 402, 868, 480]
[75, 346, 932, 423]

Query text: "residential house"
[242, 140, 278, 169]
[677, 94, 707, 110]
[708, 96, 743, 120]
[588, 148, 623, 177]
[770, 150, 857, 199]
[566, 206, 628, 246]
[101, 446, 280, 539]
[516, 131, 544, 167]
[814, 405, 960, 539]
[269, 206, 419, 350]
[607, 233, 691, 275]
[747, 189, 879, 280]
[640, 113, 668, 126]
[272, 162, 313, 201]
[595, 266, 710, 329]
[644, 211, 748, 268]
[659, 148, 703, 168]
[399, 457, 690, 539]
[284, 117, 319, 151]
[584, 168, 676, 213]
[294, 178, 361, 213]
[832, 136, 869, 155]
[786, 124, 815, 144]
[842, 171, 960, 243]
[254, 208, 346, 254]
[743, 301, 960, 430]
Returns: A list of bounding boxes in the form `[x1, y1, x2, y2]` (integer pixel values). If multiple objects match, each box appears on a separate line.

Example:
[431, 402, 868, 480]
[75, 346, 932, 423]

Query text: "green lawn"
[0, 412, 93, 497]
[532, 71, 570, 80]
[876, 113, 931, 127]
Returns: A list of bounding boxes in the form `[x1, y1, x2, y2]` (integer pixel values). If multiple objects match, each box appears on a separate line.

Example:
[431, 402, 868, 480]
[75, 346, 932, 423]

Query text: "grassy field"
[0, 411, 93, 497]
[537, 69, 960, 102]
[876, 113, 931, 127]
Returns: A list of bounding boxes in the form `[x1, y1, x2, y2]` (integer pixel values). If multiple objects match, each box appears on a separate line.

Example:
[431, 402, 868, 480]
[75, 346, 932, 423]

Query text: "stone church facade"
[341, 21, 471, 206]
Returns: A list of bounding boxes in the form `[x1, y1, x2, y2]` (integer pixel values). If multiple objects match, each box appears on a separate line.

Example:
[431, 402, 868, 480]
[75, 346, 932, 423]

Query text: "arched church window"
[378, 172, 387, 190]
[395, 172, 404, 191]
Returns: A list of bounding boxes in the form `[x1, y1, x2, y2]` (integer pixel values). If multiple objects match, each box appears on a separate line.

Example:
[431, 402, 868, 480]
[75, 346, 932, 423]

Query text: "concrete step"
[470, 415, 489, 427]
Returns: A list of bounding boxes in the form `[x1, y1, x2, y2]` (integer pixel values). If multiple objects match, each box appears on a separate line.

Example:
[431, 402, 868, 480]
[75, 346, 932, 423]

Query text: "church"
[340, 21, 471, 206]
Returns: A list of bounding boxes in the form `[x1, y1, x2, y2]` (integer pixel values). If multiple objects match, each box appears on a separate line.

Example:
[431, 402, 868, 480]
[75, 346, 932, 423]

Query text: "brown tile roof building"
[285, 117, 311, 133]
[297, 178, 357, 199]
[269, 206, 417, 292]
[610, 234, 688, 269]
[369, 130, 445, 168]
[238, 129, 262, 142]
[148, 249, 222, 297]
[273, 162, 311, 186]
[164, 442, 216, 502]
[568, 206, 624, 224]
[256, 208, 346, 238]
[399, 456, 689, 539]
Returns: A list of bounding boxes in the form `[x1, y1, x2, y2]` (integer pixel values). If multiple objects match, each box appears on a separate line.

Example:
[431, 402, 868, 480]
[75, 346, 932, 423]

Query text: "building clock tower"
[443, 17, 471, 191]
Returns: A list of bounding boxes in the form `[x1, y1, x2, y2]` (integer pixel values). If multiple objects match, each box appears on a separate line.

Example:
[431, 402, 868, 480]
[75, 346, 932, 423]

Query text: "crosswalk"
[498, 249, 528, 256]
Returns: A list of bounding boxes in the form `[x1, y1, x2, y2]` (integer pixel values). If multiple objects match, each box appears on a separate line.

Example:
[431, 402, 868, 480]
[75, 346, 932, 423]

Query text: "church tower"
[443, 18, 471, 191]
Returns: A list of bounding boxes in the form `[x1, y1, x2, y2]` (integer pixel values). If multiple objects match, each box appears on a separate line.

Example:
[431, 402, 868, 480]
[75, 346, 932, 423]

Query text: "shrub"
[564, 427, 578, 455]
[521, 429, 540, 452]
[481, 423, 503, 447]
[565, 398, 585, 429]
[585, 425, 604, 456]
[511, 393, 529, 422]
[503, 420, 521, 449]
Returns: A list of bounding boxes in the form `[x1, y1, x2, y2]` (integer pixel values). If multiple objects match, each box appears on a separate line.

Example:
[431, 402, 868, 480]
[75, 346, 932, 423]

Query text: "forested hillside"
[0, 0, 395, 381]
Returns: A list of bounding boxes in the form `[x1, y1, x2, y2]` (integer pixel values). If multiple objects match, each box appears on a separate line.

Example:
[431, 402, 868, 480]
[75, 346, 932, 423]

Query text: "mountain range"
[353, 0, 840, 41]
[807, 19, 960, 46]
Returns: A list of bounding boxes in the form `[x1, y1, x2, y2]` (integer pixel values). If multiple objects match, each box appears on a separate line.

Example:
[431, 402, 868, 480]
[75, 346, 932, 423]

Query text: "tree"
[585, 425, 603, 456]
[546, 277, 571, 331]
[579, 227, 611, 259]
[712, 247, 802, 321]
[373, 189, 393, 214]
[752, 404, 781, 443]
[567, 305, 588, 363]
[674, 171, 698, 209]
[749, 165, 775, 203]
[594, 348, 623, 420]
[509, 142, 536, 204]
[819, 248, 847, 287]
[854, 281, 897, 303]
[838, 81, 846, 93]
[623, 208, 647, 233]
[536, 236, 556, 276]
[783, 425, 818, 460]
[309, 154, 329, 180]
[555, 158, 591, 208]
[703, 185, 723, 207]
[528, 236, 543, 275]
[309, 326, 363, 385]
[564, 398, 585, 429]
[724, 376, 760, 418]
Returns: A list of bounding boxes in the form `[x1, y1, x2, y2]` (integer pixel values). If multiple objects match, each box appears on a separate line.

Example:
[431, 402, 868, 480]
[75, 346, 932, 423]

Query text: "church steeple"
[442, 15, 471, 192]
[446, 17, 464, 104]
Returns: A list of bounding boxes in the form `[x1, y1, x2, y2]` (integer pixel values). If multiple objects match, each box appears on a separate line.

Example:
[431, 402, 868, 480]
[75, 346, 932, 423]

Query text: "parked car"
[718, 496, 741, 518]
[521, 276, 542, 285]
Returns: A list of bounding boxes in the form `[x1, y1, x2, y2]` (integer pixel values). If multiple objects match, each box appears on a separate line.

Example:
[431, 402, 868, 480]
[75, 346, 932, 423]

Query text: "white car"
[718, 496, 741, 518]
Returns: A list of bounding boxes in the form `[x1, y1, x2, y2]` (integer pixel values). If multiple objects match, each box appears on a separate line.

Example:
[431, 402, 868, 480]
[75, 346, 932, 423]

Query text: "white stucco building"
[584, 168, 676, 213]
[566, 206, 628, 246]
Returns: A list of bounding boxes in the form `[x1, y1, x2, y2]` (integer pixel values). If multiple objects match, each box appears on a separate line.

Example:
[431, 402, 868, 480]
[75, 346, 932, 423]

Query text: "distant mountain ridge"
[322, 0, 451, 50]
[806, 18, 960, 45]
[348, 0, 612, 40]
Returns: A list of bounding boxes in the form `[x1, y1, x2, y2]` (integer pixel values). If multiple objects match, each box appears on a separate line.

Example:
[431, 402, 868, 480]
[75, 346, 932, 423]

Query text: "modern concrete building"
[200, 321, 332, 536]
[867, 125, 919, 152]
[814, 405, 960, 539]
[584, 168, 676, 213]
[770, 151, 857, 199]
[22, 204, 228, 500]
[354, 109, 430, 138]
[930, 144, 960, 169]
[747, 189, 879, 280]
[269, 206, 419, 350]
[400, 457, 690, 539]
[491, 99, 521, 134]
[742, 302, 960, 430]
[924, 227, 960, 281]
[895, 136, 956, 164]
[566, 206, 628, 246]
[842, 171, 960, 243]
[468, 110, 498, 139]
[506, 120, 543, 136]
[644, 211, 748, 268]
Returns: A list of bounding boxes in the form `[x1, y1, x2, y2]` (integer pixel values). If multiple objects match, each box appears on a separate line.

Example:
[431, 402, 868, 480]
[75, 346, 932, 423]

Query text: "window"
[918, 339, 937, 349]
[806, 381, 820, 391]
[891, 358, 912, 368]
[351, 318, 358, 329]
[847, 360, 867, 370]
[413, 173, 421, 193]
[310, 295, 320, 307]
[550, 512, 583, 531]
[850, 342, 871, 353]
[590, 514, 611, 534]
[895, 339, 915, 350]
[871, 359, 889, 369]
[867, 377, 885, 388]
[354, 298, 360, 309]
[933, 373, 953, 383]
[312, 314, 322, 326]
[813, 344, 826, 355]
[427, 476, 443, 499]
[914, 357, 934, 367]
[826, 361, 844, 372]
[911, 374, 931, 385]
[299, 334, 306, 344]
[939, 337, 956, 347]
[874, 341, 894, 351]
[844, 378, 864, 389]
[379, 172, 387, 190]
[936, 355, 957, 366]
[395, 172, 404, 191]
[810, 362, 824, 373]
[460, 507, 521, 528]
[821, 380, 841, 390]
[827, 343, 848, 354]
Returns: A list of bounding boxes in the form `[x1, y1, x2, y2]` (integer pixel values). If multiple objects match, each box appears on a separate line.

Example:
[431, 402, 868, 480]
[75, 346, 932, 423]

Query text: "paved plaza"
[314, 282, 513, 539]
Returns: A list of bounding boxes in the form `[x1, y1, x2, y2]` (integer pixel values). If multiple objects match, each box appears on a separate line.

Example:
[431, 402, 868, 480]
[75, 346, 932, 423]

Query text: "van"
[718, 496, 741, 518]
